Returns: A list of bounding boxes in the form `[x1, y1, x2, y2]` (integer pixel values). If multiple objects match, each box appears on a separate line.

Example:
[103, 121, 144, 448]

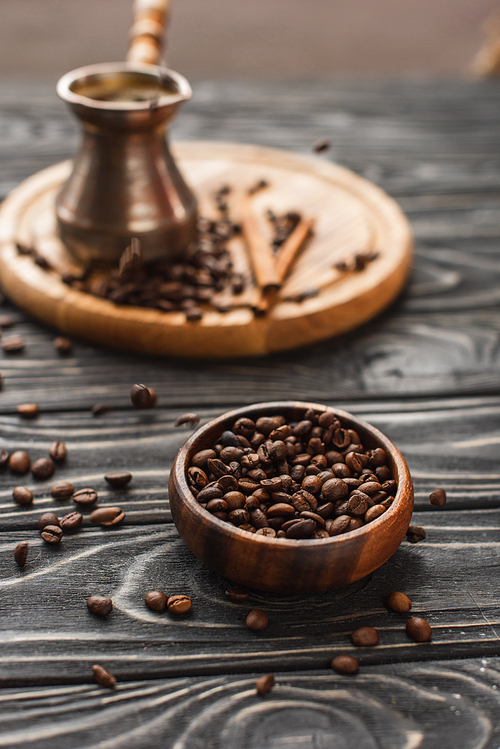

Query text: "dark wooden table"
[1, 78, 500, 747]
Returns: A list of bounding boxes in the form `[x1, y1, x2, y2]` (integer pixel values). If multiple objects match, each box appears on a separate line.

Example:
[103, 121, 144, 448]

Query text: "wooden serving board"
[0, 141, 412, 358]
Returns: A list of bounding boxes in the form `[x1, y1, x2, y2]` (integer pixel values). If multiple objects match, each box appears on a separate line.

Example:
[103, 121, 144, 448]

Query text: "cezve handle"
[127, 0, 171, 65]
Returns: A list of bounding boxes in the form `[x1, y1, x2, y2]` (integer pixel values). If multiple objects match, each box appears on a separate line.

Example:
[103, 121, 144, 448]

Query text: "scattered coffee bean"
[145, 590, 168, 611]
[91, 403, 114, 416]
[225, 587, 250, 604]
[14, 541, 29, 566]
[41, 525, 63, 544]
[31, 457, 55, 480]
[104, 472, 132, 488]
[248, 178, 269, 195]
[12, 486, 33, 506]
[174, 412, 200, 427]
[0, 314, 14, 328]
[351, 626, 379, 647]
[9, 450, 30, 474]
[255, 674, 275, 695]
[385, 591, 412, 613]
[16, 403, 39, 418]
[49, 440, 67, 462]
[37, 512, 60, 530]
[90, 506, 126, 526]
[246, 609, 268, 631]
[406, 525, 426, 544]
[429, 487, 446, 508]
[92, 664, 116, 688]
[406, 616, 432, 642]
[60, 511, 83, 532]
[0, 449, 9, 468]
[87, 595, 113, 616]
[331, 655, 359, 675]
[130, 383, 157, 408]
[53, 336, 73, 354]
[167, 594, 192, 614]
[313, 138, 331, 153]
[1, 335, 25, 352]
[51, 481, 74, 499]
[73, 488, 98, 505]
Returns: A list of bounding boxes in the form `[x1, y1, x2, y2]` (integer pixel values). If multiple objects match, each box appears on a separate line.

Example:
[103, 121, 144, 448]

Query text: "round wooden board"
[0, 141, 412, 358]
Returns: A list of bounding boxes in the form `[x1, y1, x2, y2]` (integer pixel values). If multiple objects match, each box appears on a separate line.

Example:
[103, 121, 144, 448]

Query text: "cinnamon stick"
[241, 195, 281, 294]
[275, 216, 315, 282]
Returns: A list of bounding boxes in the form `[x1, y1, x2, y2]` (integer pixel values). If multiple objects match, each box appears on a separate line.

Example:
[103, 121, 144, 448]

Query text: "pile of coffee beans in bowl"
[186, 408, 397, 540]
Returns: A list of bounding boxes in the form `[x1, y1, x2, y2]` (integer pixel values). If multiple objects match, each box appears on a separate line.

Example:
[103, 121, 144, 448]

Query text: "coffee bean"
[87, 595, 113, 616]
[31, 457, 55, 480]
[429, 487, 446, 507]
[406, 616, 432, 642]
[92, 664, 116, 688]
[130, 383, 157, 408]
[1, 335, 25, 352]
[104, 472, 132, 488]
[16, 403, 39, 418]
[300, 510, 326, 528]
[145, 590, 168, 611]
[9, 451, 30, 474]
[351, 626, 379, 646]
[197, 485, 222, 502]
[331, 655, 359, 675]
[14, 541, 29, 566]
[175, 412, 200, 427]
[60, 511, 83, 532]
[0, 449, 9, 468]
[313, 138, 331, 153]
[364, 504, 386, 522]
[53, 336, 73, 354]
[41, 525, 63, 544]
[385, 591, 412, 613]
[255, 674, 274, 695]
[37, 512, 60, 531]
[285, 518, 316, 539]
[12, 486, 33, 505]
[406, 525, 426, 544]
[192, 449, 217, 468]
[49, 440, 67, 462]
[246, 609, 268, 631]
[90, 506, 125, 526]
[267, 502, 295, 517]
[225, 587, 250, 603]
[0, 314, 14, 328]
[91, 403, 114, 416]
[167, 594, 192, 614]
[73, 488, 98, 505]
[51, 481, 74, 499]
[326, 515, 351, 536]
[322, 478, 349, 502]
[256, 527, 276, 537]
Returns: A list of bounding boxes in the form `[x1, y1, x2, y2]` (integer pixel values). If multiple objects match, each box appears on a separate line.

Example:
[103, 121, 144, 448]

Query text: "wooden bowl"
[169, 401, 414, 594]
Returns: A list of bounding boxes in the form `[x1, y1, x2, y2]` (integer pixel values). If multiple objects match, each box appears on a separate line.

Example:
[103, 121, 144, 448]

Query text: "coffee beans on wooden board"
[12, 486, 33, 505]
[49, 440, 67, 462]
[255, 674, 274, 695]
[167, 595, 192, 614]
[429, 487, 446, 507]
[51, 481, 74, 499]
[186, 409, 398, 539]
[60, 512, 83, 532]
[90, 506, 126, 526]
[406, 525, 426, 544]
[130, 384, 157, 409]
[41, 525, 63, 544]
[175, 412, 200, 427]
[145, 590, 168, 611]
[14, 541, 29, 566]
[246, 609, 268, 631]
[9, 451, 30, 474]
[331, 655, 359, 675]
[92, 664, 116, 689]
[104, 472, 132, 487]
[385, 591, 412, 613]
[406, 616, 432, 642]
[16, 403, 39, 418]
[350, 626, 379, 647]
[87, 595, 113, 616]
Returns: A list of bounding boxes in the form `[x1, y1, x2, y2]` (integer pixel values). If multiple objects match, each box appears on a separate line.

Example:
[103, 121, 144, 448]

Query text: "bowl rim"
[171, 400, 413, 549]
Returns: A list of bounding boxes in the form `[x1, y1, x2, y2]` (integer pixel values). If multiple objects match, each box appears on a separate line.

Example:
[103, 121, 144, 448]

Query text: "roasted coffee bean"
[17, 403, 39, 418]
[130, 383, 156, 408]
[218, 475, 239, 492]
[90, 506, 125, 526]
[104, 471, 132, 488]
[246, 609, 268, 631]
[267, 502, 295, 517]
[382, 479, 397, 496]
[269, 440, 288, 463]
[331, 655, 359, 675]
[332, 463, 351, 479]
[188, 466, 208, 488]
[12, 486, 33, 505]
[145, 590, 168, 611]
[337, 492, 370, 516]
[192, 449, 217, 468]
[228, 508, 250, 525]
[41, 525, 63, 544]
[225, 587, 250, 603]
[250, 508, 269, 529]
[14, 541, 29, 566]
[60, 511, 83, 532]
[290, 464, 306, 482]
[53, 336, 73, 354]
[224, 491, 245, 510]
[73, 488, 98, 505]
[233, 417, 255, 437]
[256, 527, 276, 537]
[37, 512, 60, 531]
[429, 487, 446, 507]
[376, 465, 392, 483]
[300, 510, 326, 528]
[364, 504, 386, 522]
[286, 518, 316, 539]
[0, 449, 9, 468]
[326, 515, 351, 536]
[255, 674, 274, 695]
[49, 440, 67, 462]
[87, 595, 113, 616]
[406, 525, 426, 544]
[1, 335, 25, 352]
[92, 664, 116, 688]
[316, 502, 335, 519]
[322, 478, 349, 502]
[197, 485, 222, 502]
[238, 479, 260, 494]
[256, 416, 284, 436]
[91, 403, 114, 416]
[271, 491, 291, 504]
[351, 626, 379, 647]
[346, 518, 363, 532]
[267, 516, 285, 530]
[31, 457, 55, 480]
[291, 490, 316, 513]
[302, 475, 322, 495]
[51, 481, 74, 499]
[406, 616, 432, 642]
[207, 458, 229, 478]
[220, 446, 244, 463]
[167, 594, 192, 614]
[385, 591, 412, 613]
[369, 448, 386, 468]
[358, 481, 382, 496]
[175, 412, 200, 427]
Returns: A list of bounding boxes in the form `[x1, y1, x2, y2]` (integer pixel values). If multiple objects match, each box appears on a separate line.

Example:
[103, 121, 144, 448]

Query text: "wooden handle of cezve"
[127, 0, 171, 65]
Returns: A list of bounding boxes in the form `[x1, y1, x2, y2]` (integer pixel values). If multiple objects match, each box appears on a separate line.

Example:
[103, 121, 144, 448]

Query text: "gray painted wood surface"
[1, 78, 500, 746]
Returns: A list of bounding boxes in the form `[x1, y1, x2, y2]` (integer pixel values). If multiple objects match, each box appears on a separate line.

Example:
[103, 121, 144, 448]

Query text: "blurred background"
[0, 0, 498, 80]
